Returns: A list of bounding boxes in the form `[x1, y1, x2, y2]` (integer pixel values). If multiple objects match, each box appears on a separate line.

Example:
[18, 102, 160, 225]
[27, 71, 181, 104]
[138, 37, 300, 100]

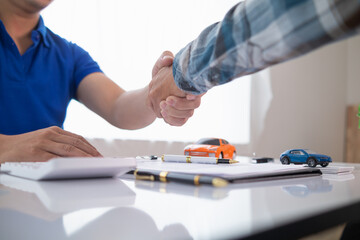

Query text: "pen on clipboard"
[129, 169, 228, 187]
[161, 155, 238, 164]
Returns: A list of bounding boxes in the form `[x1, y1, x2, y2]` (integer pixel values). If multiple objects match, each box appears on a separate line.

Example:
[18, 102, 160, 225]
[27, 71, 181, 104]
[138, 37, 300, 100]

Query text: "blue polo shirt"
[0, 16, 102, 135]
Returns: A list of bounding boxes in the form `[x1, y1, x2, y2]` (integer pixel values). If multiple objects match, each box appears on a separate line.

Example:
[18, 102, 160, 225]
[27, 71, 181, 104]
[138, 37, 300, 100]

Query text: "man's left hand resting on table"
[0, 126, 102, 163]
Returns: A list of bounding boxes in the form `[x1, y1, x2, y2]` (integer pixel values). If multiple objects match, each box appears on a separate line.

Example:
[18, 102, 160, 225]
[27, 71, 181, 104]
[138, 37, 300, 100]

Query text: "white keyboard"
[0, 157, 136, 180]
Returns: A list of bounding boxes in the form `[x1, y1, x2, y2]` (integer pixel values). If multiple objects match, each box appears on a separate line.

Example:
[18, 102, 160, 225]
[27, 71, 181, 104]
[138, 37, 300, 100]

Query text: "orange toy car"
[184, 138, 236, 159]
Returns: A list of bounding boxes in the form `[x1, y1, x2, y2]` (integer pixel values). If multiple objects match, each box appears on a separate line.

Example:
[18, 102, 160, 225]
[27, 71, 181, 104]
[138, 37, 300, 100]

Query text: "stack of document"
[136, 160, 321, 183]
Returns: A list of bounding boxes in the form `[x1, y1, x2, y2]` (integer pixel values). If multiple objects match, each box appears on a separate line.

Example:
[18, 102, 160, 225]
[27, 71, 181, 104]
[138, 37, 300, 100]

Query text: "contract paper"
[136, 158, 321, 182]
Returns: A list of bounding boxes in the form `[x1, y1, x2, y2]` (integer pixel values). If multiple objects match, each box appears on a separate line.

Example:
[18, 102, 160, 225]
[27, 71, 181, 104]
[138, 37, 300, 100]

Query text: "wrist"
[143, 85, 157, 119]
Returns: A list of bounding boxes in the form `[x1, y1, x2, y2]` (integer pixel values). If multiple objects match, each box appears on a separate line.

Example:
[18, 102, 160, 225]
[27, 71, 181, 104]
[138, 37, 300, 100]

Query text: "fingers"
[186, 95, 197, 100]
[165, 95, 201, 111]
[152, 51, 174, 77]
[163, 115, 189, 127]
[161, 101, 194, 119]
[37, 152, 61, 162]
[42, 127, 102, 157]
[56, 128, 101, 155]
[159, 95, 202, 126]
[160, 107, 191, 126]
[43, 139, 92, 158]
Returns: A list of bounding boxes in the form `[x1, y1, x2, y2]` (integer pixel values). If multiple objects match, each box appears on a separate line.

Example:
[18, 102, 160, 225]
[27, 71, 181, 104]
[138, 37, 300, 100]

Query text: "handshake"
[147, 51, 204, 126]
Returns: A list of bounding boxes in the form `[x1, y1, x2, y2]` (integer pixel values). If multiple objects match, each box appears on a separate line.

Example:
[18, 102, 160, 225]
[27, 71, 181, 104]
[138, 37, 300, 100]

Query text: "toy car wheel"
[280, 157, 290, 165]
[307, 157, 317, 168]
[320, 162, 329, 167]
[232, 151, 236, 159]
[219, 152, 224, 159]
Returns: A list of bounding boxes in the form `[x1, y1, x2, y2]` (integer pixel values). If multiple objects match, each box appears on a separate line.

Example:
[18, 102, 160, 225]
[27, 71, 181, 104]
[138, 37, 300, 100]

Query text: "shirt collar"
[36, 16, 50, 47]
[0, 16, 50, 47]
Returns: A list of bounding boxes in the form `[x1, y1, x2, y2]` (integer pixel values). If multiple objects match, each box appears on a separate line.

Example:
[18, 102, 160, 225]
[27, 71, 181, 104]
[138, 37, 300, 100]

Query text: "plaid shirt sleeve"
[173, 0, 360, 94]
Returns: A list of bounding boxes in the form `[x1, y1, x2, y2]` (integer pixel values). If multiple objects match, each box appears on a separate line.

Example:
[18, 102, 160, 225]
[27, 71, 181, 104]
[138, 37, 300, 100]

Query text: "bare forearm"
[77, 73, 156, 130]
[111, 86, 156, 130]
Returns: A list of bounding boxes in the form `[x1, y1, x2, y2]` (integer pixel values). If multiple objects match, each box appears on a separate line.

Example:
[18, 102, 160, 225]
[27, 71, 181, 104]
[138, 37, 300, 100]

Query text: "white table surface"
[0, 161, 359, 240]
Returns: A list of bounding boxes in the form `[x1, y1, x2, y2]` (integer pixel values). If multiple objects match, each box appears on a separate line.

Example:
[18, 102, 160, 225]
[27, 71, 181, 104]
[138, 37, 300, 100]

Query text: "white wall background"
[347, 35, 360, 105]
[247, 35, 360, 162]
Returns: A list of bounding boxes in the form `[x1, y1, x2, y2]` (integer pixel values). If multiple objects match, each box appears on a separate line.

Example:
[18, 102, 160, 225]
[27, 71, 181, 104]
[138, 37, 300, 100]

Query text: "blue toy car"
[280, 149, 332, 168]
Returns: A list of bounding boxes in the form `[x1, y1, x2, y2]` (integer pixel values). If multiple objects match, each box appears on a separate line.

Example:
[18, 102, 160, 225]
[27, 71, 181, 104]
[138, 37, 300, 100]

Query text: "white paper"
[136, 160, 317, 179]
[318, 166, 354, 174]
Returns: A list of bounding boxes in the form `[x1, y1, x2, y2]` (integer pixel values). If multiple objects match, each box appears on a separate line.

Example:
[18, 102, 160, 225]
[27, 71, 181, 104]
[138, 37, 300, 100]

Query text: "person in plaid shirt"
[148, 0, 360, 126]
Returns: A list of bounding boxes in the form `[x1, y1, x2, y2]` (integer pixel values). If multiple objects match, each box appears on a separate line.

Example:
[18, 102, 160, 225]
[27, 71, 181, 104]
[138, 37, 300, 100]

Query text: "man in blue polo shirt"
[0, 0, 200, 163]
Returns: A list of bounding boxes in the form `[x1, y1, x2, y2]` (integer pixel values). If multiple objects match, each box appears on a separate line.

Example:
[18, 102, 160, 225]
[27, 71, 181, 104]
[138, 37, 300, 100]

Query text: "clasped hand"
[147, 51, 203, 126]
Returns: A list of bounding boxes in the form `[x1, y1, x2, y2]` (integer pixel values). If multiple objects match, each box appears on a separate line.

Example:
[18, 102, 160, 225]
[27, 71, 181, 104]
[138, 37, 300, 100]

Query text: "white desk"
[0, 162, 359, 240]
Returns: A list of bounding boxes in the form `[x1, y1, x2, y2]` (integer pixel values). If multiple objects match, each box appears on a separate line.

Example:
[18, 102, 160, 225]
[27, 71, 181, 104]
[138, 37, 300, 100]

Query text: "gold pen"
[129, 169, 228, 187]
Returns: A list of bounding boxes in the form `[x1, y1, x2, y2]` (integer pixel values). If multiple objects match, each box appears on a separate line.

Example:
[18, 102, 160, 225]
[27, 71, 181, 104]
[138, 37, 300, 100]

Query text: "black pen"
[129, 169, 228, 187]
